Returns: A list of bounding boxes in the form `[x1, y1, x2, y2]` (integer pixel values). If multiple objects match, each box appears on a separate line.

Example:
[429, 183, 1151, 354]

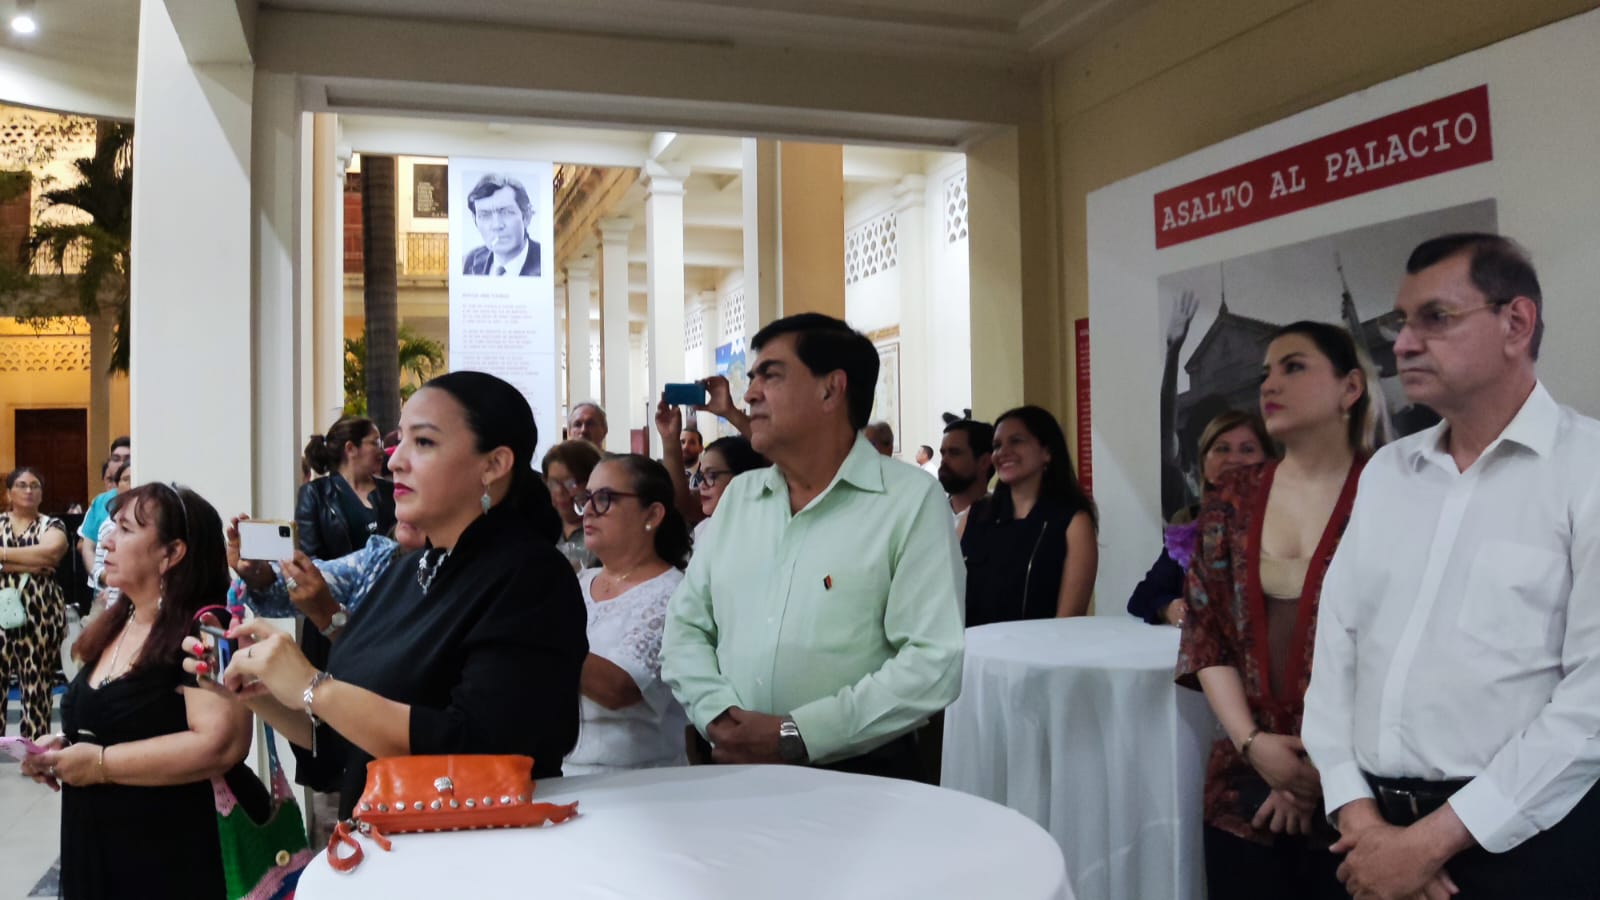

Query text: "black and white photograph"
[412, 162, 448, 218]
[454, 168, 546, 278]
[1154, 198, 1497, 518]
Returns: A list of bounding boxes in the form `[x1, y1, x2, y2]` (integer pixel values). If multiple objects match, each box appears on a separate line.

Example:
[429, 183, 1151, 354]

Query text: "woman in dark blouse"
[1175, 321, 1373, 900]
[960, 405, 1097, 626]
[189, 372, 587, 817]
[1127, 410, 1272, 625]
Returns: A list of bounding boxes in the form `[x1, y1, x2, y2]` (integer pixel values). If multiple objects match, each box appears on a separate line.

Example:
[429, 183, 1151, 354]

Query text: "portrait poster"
[412, 163, 448, 219]
[448, 159, 558, 462]
[871, 338, 901, 454]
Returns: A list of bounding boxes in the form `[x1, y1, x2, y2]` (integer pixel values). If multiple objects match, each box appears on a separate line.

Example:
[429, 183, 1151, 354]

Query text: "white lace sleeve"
[603, 570, 682, 689]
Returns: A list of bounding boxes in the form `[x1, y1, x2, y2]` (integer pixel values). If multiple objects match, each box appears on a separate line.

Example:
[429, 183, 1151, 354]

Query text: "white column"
[893, 174, 929, 459]
[598, 216, 633, 454]
[311, 113, 346, 432]
[741, 139, 779, 330]
[565, 258, 597, 413]
[693, 292, 719, 435]
[251, 72, 304, 520]
[629, 326, 647, 453]
[644, 164, 686, 457]
[130, 0, 254, 513]
[555, 280, 568, 415]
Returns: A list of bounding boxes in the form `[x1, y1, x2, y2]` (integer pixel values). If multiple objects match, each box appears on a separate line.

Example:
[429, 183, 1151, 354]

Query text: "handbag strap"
[8, 573, 30, 592]
[328, 820, 391, 873]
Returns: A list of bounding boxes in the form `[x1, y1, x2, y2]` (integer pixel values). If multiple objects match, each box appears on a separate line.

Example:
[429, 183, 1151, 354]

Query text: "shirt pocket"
[1458, 540, 1568, 650]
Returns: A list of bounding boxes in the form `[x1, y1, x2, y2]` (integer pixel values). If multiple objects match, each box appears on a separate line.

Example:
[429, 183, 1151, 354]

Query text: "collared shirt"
[1303, 382, 1600, 853]
[492, 238, 530, 276]
[661, 434, 965, 763]
[77, 489, 116, 544]
[241, 536, 400, 619]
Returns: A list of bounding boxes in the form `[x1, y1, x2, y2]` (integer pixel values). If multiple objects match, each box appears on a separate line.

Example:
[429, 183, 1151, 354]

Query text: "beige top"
[1259, 550, 1310, 698]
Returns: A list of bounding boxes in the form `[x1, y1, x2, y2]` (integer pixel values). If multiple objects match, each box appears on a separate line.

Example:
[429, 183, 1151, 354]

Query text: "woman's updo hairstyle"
[303, 415, 377, 475]
[421, 371, 562, 543]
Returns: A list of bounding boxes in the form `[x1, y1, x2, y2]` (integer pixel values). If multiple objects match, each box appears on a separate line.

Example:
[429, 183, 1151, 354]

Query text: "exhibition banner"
[448, 158, 559, 462]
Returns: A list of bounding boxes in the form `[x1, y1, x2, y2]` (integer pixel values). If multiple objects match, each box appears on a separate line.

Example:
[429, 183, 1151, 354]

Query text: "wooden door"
[14, 408, 89, 515]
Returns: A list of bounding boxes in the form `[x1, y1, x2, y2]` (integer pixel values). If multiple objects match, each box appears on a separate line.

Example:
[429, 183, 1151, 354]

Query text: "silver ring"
[247, 647, 254, 658]
[284, 578, 299, 592]
[48, 766, 57, 777]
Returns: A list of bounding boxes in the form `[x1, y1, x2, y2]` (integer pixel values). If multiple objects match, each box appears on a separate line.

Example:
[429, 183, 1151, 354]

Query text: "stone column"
[967, 131, 1025, 421]
[777, 142, 845, 319]
[310, 113, 346, 432]
[129, 0, 255, 514]
[893, 174, 929, 457]
[740, 139, 779, 332]
[598, 216, 633, 454]
[565, 258, 597, 413]
[643, 164, 686, 457]
[691, 291, 719, 434]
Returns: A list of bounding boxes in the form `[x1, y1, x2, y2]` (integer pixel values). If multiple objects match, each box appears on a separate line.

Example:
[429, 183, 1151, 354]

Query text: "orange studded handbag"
[327, 755, 579, 872]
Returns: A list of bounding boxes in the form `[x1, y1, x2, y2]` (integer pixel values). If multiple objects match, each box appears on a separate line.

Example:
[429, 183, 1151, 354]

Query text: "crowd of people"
[1, 231, 1595, 899]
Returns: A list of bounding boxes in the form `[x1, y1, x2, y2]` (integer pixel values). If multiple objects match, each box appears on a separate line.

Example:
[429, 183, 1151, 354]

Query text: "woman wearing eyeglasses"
[0, 468, 70, 740]
[564, 455, 692, 775]
[542, 439, 604, 572]
[691, 436, 770, 546]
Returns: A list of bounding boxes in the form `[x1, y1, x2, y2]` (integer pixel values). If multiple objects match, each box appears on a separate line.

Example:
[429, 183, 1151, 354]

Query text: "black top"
[59, 662, 263, 899]
[960, 492, 1086, 628]
[321, 503, 588, 817]
[1127, 549, 1185, 624]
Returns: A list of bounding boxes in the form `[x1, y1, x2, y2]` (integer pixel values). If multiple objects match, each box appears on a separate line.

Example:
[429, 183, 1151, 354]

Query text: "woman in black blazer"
[296, 415, 396, 561]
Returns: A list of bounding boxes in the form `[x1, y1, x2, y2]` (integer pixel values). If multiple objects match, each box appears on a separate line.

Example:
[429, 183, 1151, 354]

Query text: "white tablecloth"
[941, 617, 1215, 900]
[297, 764, 1071, 900]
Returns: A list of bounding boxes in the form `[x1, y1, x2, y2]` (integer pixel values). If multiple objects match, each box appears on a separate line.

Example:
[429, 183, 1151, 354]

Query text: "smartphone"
[0, 736, 46, 762]
[238, 520, 297, 562]
[662, 382, 708, 407]
[197, 624, 236, 680]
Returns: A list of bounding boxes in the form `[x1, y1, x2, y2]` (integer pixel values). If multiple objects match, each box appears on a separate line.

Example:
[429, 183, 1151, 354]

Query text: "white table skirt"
[297, 764, 1072, 900]
[941, 617, 1215, 900]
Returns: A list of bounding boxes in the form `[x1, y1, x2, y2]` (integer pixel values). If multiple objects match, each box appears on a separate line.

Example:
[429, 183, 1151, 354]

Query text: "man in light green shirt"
[662, 313, 964, 777]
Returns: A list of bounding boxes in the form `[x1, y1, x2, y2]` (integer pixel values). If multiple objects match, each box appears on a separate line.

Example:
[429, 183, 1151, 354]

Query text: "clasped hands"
[705, 706, 786, 765]
[1246, 732, 1321, 836]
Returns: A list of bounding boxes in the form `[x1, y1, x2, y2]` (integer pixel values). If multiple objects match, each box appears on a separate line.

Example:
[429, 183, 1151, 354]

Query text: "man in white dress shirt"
[1303, 234, 1600, 899]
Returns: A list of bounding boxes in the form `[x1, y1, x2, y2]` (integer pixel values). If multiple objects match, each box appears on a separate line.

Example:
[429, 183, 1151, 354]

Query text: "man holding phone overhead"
[661, 313, 964, 780]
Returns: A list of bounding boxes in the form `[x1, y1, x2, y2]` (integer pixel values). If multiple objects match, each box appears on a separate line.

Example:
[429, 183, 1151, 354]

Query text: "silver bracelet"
[303, 671, 334, 757]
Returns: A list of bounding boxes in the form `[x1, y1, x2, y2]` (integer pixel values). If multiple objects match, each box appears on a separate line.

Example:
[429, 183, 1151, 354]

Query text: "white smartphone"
[238, 520, 298, 562]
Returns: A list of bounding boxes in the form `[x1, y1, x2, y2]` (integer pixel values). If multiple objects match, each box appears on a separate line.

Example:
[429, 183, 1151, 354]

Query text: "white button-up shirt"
[1303, 382, 1600, 853]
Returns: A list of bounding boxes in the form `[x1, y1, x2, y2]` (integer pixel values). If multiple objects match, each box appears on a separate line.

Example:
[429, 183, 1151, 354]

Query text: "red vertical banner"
[1074, 318, 1092, 493]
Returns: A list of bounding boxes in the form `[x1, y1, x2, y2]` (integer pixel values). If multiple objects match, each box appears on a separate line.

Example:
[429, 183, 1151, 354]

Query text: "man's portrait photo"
[462, 173, 542, 277]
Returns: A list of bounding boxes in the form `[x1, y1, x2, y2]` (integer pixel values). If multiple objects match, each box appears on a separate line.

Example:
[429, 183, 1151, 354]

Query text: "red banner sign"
[1074, 318, 1092, 493]
[1154, 85, 1492, 248]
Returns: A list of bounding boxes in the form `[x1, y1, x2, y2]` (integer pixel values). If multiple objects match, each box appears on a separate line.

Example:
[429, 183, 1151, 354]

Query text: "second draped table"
[296, 764, 1071, 900]
[941, 616, 1216, 900]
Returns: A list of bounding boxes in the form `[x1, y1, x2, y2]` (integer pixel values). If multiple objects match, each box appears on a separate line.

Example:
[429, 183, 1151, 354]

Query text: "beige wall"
[1037, 0, 1600, 447]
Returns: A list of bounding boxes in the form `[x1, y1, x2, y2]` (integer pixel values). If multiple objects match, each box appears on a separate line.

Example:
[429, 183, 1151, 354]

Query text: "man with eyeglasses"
[1302, 234, 1600, 899]
[661, 313, 964, 781]
[461, 173, 541, 277]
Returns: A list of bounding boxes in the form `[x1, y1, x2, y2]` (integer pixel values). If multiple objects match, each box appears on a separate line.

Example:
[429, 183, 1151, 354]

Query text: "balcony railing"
[401, 232, 448, 276]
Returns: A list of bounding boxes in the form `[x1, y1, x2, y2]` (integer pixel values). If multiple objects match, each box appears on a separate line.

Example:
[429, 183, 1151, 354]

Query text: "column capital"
[598, 217, 635, 243]
[565, 257, 596, 279]
[892, 174, 928, 212]
[642, 161, 688, 198]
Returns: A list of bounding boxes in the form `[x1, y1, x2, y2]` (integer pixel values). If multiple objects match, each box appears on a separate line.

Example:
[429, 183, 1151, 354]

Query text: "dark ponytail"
[1268, 321, 1376, 454]
[304, 416, 376, 475]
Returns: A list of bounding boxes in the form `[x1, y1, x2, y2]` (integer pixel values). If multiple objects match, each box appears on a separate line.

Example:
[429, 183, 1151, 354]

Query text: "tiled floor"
[3, 697, 64, 900]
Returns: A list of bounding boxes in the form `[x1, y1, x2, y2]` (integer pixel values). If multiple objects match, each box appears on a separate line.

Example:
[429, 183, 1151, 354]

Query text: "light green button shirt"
[662, 434, 966, 763]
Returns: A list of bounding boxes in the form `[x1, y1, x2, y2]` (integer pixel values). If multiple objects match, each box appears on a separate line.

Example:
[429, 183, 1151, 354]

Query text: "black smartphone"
[662, 382, 708, 406]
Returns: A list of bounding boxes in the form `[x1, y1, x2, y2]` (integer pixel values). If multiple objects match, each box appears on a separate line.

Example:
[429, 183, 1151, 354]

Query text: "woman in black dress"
[190, 371, 588, 818]
[24, 483, 255, 900]
[960, 406, 1099, 627]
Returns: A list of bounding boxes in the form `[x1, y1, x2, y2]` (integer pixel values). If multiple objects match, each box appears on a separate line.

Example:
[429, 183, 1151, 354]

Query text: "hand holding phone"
[238, 520, 297, 562]
[0, 736, 45, 763]
[197, 624, 237, 681]
[662, 382, 708, 407]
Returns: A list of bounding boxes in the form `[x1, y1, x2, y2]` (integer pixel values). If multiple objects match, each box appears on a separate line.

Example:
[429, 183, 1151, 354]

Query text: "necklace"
[98, 615, 147, 689]
[416, 548, 452, 594]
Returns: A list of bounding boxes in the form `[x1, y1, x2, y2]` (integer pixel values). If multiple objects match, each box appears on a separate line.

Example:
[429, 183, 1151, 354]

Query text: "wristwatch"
[320, 604, 350, 638]
[778, 717, 809, 765]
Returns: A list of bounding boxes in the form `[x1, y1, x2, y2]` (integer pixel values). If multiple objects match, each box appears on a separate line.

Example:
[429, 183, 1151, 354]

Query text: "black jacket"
[294, 474, 395, 561]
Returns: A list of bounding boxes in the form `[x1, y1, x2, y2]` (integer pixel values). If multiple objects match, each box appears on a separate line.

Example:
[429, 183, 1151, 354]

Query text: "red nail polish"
[196, 662, 210, 675]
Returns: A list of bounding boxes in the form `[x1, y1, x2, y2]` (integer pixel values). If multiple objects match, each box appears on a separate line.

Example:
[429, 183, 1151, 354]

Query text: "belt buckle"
[1381, 785, 1421, 820]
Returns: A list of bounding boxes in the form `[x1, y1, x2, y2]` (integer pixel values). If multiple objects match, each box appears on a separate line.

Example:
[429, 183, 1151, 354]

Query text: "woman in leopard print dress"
[0, 467, 69, 738]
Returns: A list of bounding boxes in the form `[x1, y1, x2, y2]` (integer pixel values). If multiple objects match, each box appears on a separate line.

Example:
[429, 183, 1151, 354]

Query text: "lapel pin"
[823, 575, 833, 591]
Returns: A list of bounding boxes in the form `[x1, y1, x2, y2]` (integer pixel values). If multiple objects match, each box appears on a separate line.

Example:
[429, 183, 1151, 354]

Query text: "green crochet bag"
[214, 725, 311, 900]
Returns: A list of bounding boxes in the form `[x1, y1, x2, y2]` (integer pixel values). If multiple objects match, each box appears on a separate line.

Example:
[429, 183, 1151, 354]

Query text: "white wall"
[925, 154, 973, 425]
[1086, 8, 1600, 612]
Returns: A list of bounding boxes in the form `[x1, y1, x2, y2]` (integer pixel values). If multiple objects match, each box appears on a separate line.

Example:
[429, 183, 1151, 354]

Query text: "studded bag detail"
[327, 754, 579, 872]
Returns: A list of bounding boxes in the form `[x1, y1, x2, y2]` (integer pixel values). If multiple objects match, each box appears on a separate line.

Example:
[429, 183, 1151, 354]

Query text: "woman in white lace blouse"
[563, 454, 691, 775]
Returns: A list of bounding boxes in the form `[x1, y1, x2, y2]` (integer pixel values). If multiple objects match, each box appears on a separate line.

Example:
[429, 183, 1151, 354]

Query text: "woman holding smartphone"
[24, 483, 259, 900]
[186, 371, 588, 818]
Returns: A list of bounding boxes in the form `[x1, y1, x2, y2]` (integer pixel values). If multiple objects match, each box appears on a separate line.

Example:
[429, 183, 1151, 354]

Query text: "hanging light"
[10, 0, 37, 34]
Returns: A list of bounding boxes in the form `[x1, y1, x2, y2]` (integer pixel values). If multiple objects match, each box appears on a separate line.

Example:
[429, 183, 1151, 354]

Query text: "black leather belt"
[1363, 772, 1469, 826]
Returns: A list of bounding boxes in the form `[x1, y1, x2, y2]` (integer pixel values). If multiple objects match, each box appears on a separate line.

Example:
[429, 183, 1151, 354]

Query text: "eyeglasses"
[690, 469, 732, 489]
[1374, 300, 1508, 342]
[11, 482, 41, 492]
[546, 477, 580, 495]
[573, 488, 640, 517]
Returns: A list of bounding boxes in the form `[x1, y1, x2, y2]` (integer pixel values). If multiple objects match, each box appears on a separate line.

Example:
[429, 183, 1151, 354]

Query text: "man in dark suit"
[462, 173, 542, 277]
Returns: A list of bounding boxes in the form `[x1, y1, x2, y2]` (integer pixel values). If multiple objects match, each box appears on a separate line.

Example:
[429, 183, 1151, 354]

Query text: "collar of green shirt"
[758, 435, 886, 509]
